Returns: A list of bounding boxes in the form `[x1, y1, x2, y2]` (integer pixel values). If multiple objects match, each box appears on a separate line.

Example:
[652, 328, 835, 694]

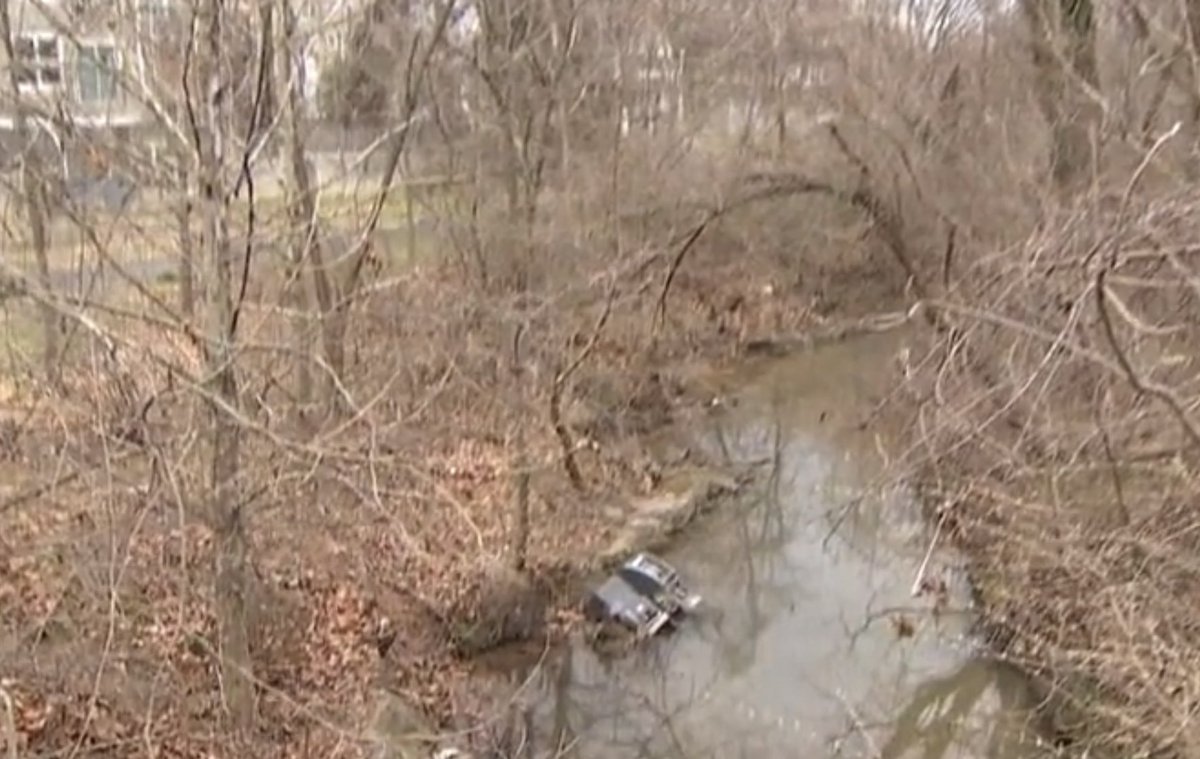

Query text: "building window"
[77, 44, 117, 103]
[138, 0, 172, 36]
[14, 34, 62, 91]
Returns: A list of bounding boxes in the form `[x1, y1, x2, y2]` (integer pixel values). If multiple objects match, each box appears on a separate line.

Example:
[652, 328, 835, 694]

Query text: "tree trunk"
[0, 2, 60, 386]
[509, 324, 530, 572]
[774, 84, 787, 157]
[551, 644, 574, 754]
[27, 161, 57, 385]
[1021, 0, 1100, 191]
[206, 204, 254, 730]
[304, 0, 455, 415]
[1181, 0, 1200, 176]
[178, 187, 196, 318]
[275, 0, 345, 418]
[510, 423, 530, 572]
[549, 375, 584, 491]
[404, 169, 418, 266]
[280, 0, 316, 425]
[197, 0, 254, 731]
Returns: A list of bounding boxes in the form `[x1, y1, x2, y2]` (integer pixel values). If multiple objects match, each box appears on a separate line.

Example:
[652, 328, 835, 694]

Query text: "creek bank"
[366, 459, 762, 759]
[911, 485, 1098, 753]
[903, 490, 1094, 757]
[448, 461, 760, 656]
[594, 466, 754, 567]
[740, 304, 922, 358]
[465, 323, 1044, 759]
[367, 310, 945, 753]
[448, 310, 922, 657]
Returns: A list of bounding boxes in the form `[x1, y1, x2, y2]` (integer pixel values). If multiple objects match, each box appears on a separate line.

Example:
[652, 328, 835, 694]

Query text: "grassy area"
[0, 176, 454, 278]
[0, 218, 433, 373]
[140, 172, 458, 227]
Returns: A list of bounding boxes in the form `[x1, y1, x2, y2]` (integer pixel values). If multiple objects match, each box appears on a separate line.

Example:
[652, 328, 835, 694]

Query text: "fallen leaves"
[5, 681, 51, 746]
[0, 254, 782, 759]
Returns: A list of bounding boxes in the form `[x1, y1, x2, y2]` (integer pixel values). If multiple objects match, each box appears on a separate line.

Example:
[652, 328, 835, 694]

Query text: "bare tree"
[192, 0, 257, 731]
[305, 0, 454, 415]
[18, 0, 1200, 757]
[278, 0, 316, 424]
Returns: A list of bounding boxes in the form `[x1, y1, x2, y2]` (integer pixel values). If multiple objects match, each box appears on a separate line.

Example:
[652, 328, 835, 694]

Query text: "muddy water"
[522, 330, 1045, 759]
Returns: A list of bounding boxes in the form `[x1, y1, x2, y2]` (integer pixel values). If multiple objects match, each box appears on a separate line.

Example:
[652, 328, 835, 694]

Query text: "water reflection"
[875, 660, 1042, 759]
[512, 332, 1041, 758]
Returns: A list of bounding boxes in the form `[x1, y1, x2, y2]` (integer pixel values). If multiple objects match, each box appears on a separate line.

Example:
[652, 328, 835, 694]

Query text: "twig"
[1116, 121, 1180, 232]
[653, 214, 713, 333]
[831, 689, 881, 759]
[1095, 268, 1200, 449]
[1084, 121, 1181, 269]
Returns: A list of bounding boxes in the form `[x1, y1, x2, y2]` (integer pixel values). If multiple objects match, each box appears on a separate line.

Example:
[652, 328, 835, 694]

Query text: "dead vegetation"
[8, 0, 1200, 756]
[0, 190, 867, 756]
[894, 187, 1200, 758]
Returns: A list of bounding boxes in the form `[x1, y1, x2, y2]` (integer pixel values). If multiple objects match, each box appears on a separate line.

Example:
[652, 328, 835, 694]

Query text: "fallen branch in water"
[911, 512, 945, 597]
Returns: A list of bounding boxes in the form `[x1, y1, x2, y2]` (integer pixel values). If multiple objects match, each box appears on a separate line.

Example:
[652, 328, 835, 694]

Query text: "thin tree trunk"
[178, 186, 196, 318]
[305, 0, 455, 415]
[774, 85, 787, 157]
[197, 0, 254, 731]
[1021, 0, 1100, 191]
[510, 423, 530, 572]
[550, 283, 615, 492]
[551, 644, 574, 754]
[0, 2, 59, 386]
[404, 175, 417, 265]
[549, 379, 584, 491]
[28, 162, 56, 384]
[509, 324, 530, 572]
[557, 97, 571, 174]
[280, 0, 315, 424]
[1180, 0, 1200, 176]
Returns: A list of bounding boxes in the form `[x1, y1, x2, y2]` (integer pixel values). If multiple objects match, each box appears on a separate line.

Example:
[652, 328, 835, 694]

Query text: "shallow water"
[519, 330, 1044, 759]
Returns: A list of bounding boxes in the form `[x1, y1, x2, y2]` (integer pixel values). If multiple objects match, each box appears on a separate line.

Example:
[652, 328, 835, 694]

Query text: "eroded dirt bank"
[0, 232, 913, 757]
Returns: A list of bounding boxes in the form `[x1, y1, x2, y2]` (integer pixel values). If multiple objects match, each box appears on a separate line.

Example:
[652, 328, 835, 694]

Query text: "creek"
[514, 329, 1046, 759]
